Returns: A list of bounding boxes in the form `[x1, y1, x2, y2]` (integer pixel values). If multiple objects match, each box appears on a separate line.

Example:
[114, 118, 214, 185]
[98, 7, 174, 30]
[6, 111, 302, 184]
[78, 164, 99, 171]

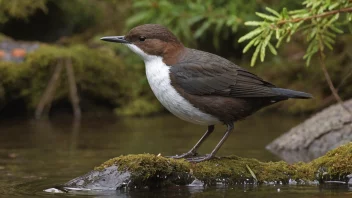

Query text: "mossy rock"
[60, 143, 352, 191]
[32, 45, 123, 107]
[0, 43, 161, 116]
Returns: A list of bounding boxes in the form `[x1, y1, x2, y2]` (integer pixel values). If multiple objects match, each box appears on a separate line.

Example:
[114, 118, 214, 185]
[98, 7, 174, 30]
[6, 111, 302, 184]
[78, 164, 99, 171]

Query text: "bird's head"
[101, 24, 184, 63]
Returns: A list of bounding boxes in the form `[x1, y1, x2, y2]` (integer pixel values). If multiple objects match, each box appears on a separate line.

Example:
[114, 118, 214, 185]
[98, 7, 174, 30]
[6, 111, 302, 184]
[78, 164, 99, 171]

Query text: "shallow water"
[0, 113, 351, 197]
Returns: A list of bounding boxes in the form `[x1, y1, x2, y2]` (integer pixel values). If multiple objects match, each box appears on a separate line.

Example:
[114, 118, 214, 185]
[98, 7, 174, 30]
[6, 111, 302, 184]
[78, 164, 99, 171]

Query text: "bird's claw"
[167, 152, 198, 159]
[186, 154, 217, 162]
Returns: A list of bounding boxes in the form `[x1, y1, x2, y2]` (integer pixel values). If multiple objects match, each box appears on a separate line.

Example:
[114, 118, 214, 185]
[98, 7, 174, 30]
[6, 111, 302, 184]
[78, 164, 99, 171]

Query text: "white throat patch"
[126, 44, 155, 62]
[125, 44, 220, 125]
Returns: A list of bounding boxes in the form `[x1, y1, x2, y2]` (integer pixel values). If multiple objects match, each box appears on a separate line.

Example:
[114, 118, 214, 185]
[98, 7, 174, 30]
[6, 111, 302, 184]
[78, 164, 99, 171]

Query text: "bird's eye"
[139, 36, 146, 42]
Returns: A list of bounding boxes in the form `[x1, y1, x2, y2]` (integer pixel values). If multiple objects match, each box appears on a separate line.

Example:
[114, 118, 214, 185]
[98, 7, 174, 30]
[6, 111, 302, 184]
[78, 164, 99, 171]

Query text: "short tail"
[272, 88, 313, 99]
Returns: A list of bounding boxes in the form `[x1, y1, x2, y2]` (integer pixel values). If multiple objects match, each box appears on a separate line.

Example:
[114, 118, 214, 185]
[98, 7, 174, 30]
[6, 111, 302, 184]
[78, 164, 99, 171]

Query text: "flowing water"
[0, 113, 351, 197]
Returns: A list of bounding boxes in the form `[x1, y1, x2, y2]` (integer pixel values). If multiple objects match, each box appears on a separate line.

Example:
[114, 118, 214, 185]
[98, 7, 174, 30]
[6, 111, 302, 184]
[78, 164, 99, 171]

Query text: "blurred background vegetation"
[0, 0, 351, 118]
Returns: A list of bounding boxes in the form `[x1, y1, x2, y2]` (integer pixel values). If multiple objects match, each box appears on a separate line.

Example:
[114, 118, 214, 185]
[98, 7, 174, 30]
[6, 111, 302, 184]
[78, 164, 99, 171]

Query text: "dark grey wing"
[170, 49, 278, 98]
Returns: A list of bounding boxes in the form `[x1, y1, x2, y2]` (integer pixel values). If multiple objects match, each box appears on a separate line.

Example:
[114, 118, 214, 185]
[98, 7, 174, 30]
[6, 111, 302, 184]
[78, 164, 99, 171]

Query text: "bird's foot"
[167, 151, 198, 159]
[186, 154, 218, 163]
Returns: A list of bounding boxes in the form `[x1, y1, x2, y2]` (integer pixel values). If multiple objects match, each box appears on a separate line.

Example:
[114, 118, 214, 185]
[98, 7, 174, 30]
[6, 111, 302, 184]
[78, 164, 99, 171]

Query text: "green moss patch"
[96, 154, 192, 188]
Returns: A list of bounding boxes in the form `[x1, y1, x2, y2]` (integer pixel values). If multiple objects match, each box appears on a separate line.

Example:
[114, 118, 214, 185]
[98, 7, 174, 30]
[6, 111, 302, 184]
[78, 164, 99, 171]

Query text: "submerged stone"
[64, 165, 131, 190]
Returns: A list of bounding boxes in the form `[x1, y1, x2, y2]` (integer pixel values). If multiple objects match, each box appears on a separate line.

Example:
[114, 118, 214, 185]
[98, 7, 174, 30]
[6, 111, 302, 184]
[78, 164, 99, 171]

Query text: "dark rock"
[64, 165, 131, 190]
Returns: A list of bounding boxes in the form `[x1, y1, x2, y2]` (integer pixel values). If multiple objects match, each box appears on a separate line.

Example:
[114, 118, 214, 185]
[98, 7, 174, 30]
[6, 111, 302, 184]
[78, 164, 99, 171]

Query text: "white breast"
[126, 44, 220, 125]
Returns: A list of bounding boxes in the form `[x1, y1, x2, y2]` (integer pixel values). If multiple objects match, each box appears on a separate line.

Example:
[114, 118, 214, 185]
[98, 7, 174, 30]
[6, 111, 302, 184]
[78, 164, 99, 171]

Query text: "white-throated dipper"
[101, 24, 312, 162]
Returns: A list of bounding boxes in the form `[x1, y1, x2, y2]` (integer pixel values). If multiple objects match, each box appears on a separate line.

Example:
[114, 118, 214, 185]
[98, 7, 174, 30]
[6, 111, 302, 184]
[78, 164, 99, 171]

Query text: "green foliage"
[239, 0, 352, 66]
[0, 0, 101, 37]
[50, 0, 102, 33]
[126, 0, 259, 48]
[0, 0, 47, 24]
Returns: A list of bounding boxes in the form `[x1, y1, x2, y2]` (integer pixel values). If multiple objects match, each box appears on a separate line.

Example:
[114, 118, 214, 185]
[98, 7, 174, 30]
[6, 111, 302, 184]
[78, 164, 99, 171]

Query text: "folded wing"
[170, 49, 279, 98]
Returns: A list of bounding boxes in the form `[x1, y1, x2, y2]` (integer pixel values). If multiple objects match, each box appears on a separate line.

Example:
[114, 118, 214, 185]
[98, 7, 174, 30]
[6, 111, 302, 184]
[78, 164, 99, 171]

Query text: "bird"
[101, 24, 312, 162]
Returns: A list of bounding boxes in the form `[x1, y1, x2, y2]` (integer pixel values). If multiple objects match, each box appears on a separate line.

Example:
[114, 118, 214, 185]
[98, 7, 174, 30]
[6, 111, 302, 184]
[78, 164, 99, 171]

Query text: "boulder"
[267, 99, 352, 163]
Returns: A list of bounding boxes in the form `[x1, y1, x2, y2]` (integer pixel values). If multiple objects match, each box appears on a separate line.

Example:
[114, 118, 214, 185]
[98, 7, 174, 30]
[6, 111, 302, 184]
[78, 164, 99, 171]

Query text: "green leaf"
[348, 22, 352, 33]
[251, 42, 262, 66]
[194, 21, 211, 38]
[348, 13, 352, 21]
[307, 28, 317, 41]
[282, 8, 289, 18]
[286, 34, 291, 43]
[244, 21, 263, 26]
[265, 7, 281, 17]
[268, 43, 277, 55]
[323, 39, 333, 50]
[323, 29, 336, 38]
[303, 45, 317, 66]
[126, 11, 152, 27]
[243, 38, 257, 53]
[291, 21, 304, 33]
[246, 165, 258, 183]
[329, 25, 344, 34]
[306, 55, 312, 66]
[276, 34, 285, 48]
[238, 27, 264, 43]
[328, 2, 340, 10]
[214, 20, 225, 36]
[299, 24, 313, 31]
[288, 9, 306, 15]
[275, 28, 280, 39]
[226, 15, 237, 26]
[255, 12, 278, 21]
[323, 34, 335, 44]
[254, 38, 261, 46]
[260, 44, 266, 62]
[188, 15, 205, 26]
[326, 13, 339, 26]
[133, 1, 151, 8]
[304, 44, 318, 59]
[260, 32, 272, 62]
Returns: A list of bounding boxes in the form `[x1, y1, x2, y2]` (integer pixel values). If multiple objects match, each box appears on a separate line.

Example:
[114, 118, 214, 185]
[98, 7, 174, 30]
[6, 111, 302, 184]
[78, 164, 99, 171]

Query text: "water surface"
[0, 113, 350, 197]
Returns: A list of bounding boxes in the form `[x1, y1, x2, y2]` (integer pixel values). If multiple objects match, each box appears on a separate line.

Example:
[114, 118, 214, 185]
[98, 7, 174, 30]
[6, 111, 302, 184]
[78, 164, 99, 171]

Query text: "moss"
[94, 143, 352, 187]
[308, 143, 352, 180]
[96, 154, 192, 188]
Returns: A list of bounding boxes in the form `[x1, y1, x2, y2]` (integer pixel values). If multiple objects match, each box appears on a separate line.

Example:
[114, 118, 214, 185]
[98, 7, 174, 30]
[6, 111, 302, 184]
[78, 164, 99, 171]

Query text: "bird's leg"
[187, 123, 234, 163]
[168, 125, 215, 159]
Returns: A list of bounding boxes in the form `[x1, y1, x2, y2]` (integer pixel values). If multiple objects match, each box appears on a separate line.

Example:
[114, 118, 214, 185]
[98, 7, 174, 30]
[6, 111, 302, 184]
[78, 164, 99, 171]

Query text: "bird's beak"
[100, 36, 130, 44]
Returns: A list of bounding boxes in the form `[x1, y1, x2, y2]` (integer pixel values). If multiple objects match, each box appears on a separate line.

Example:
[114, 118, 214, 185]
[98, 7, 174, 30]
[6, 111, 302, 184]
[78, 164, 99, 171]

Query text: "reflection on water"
[0, 113, 351, 197]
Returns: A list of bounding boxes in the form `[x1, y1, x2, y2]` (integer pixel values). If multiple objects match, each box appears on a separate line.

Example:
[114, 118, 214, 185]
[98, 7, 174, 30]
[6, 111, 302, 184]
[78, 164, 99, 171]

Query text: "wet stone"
[63, 165, 131, 190]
